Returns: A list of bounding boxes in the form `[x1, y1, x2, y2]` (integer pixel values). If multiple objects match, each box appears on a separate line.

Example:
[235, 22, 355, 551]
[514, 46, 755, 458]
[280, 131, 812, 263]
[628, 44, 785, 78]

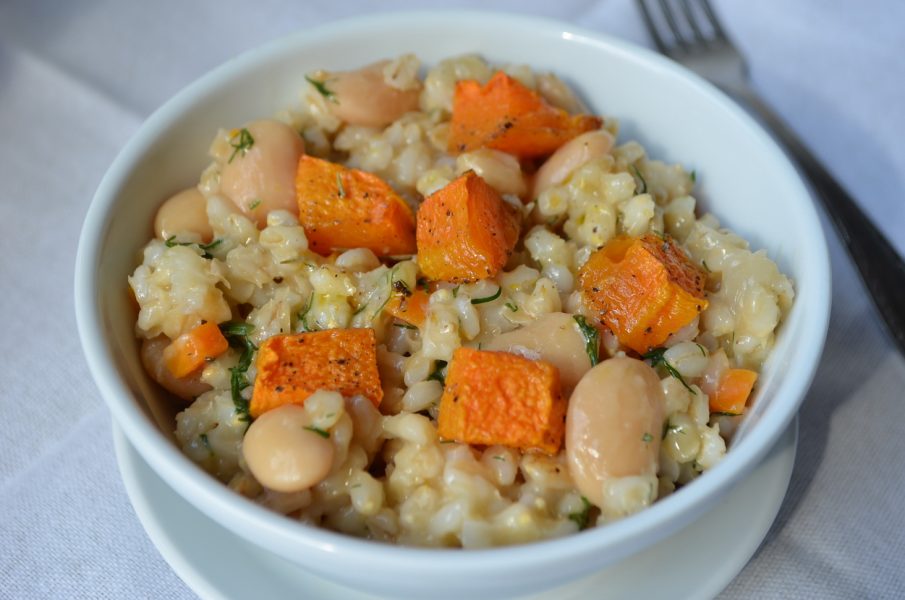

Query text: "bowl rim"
[75, 8, 830, 573]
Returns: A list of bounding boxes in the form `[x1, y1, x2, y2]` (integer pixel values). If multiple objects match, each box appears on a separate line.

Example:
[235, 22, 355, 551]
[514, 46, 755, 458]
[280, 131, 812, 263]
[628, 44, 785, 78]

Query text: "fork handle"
[734, 89, 905, 356]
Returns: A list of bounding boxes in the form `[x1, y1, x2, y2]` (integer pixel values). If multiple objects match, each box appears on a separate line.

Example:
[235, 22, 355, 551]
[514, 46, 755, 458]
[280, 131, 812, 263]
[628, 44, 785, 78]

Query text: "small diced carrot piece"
[163, 321, 229, 378]
[711, 368, 758, 415]
[416, 171, 520, 282]
[578, 234, 708, 354]
[296, 155, 416, 256]
[437, 348, 565, 454]
[250, 328, 382, 418]
[385, 289, 430, 327]
[448, 71, 602, 159]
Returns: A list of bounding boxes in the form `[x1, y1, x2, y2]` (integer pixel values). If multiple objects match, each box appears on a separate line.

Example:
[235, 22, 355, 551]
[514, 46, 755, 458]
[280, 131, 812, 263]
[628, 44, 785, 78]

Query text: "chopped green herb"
[416, 277, 430, 291]
[492, 455, 505, 461]
[701, 260, 711, 273]
[643, 347, 695, 393]
[642, 432, 653, 443]
[200, 433, 212, 451]
[568, 496, 592, 530]
[695, 343, 707, 356]
[471, 287, 502, 305]
[249, 199, 262, 210]
[690, 169, 697, 183]
[219, 321, 257, 423]
[305, 75, 337, 103]
[452, 285, 460, 298]
[228, 128, 255, 163]
[351, 301, 369, 316]
[304, 425, 330, 439]
[219, 321, 254, 337]
[504, 302, 518, 312]
[336, 173, 345, 198]
[198, 239, 222, 257]
[630, 164, 648, 194]
[428, 360, 448, 385]
[164, 236, 222, 259]
[297, 293, 315, 331]
[572, 315, 600, 366]
[393, 322, 417, 330]
[711, 411, 742, 417]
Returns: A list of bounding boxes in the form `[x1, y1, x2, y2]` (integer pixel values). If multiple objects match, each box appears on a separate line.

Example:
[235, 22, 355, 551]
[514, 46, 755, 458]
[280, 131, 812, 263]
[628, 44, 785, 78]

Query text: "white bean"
[532, 130, 614, 198]
[140, 336, 210, 401]
[219, 119, 305, 226]
[154, 187, 212, 242]
[566, 357, 665, 508]
[481, 312, 590, 395]
[325, 60, 421, 127]
[455, 149, 527, 198]
[242, 405, 335, 493]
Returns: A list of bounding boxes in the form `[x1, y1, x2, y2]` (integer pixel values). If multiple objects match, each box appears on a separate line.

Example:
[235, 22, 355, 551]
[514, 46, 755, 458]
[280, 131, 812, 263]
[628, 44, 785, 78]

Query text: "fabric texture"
[1, 0, 903, 597]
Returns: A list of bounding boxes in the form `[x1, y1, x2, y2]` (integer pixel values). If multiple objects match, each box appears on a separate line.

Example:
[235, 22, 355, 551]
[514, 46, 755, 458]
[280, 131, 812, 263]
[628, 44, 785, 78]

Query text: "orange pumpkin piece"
[437, 348, 566, 454]
[710, 368, 758, 415]
[163, 321, 229, 378]
[296, 155, 416, 256]
[578, 234, 708, 354]
[385, 289, 430, 327]
[448, 71, 602, 159]
[249, 328, 382, 418]
[416, 171, 520, 282]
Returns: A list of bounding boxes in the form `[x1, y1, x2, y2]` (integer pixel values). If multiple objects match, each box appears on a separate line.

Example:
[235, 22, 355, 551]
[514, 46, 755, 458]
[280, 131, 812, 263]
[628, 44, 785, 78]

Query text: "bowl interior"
[76, 11, 830, 599]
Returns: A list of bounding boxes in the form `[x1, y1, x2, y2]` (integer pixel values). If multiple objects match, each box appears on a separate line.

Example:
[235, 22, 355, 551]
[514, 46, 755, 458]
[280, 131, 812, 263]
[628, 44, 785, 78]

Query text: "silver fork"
[638, 0, 905, 356]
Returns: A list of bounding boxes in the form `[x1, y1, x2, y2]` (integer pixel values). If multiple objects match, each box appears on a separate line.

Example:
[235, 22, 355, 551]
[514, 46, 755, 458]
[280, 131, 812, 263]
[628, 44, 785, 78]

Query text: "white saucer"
[114, 419, 797, 600]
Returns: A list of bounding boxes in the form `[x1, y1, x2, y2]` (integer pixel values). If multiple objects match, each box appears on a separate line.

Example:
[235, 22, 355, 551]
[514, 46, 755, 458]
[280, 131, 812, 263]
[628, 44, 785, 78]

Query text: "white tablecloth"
[2, 1, 903, 597]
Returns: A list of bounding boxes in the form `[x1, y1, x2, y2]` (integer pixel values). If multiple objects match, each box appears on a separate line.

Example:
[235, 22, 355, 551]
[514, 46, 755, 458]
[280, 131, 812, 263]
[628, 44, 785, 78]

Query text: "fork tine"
[679, 0, 707, 45]
[657, 0, 689, 50]
[699, 0, 729, 42]
[637, 0, 669, 54]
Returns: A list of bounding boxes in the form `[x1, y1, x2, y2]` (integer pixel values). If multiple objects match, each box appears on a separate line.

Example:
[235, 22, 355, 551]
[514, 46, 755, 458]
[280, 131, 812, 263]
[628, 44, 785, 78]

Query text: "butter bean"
[154, 187, 212, 242]
[219, 119, 305, 226]
[566, 357, 665, 508]
[242, 405, 335, 493]
[325, 60, 421, 127]
[482, 312, 591, 395]
[532, 130, 614, 198]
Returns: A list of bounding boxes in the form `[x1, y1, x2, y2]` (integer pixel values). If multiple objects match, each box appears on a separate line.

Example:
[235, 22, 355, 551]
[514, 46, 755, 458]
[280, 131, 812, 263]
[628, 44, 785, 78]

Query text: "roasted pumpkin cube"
[296, 155, 416, 256]
[416, 171, 520, 282]
[448, 71, 602, 158]
[578, 234, 708, 354]
[437, 348, 565, 454]
[250, 328, 382, 418]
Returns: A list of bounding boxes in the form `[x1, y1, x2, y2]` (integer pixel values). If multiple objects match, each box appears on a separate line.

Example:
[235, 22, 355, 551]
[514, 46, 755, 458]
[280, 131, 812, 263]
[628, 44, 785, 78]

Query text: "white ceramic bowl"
[75, 11, 830, 599]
